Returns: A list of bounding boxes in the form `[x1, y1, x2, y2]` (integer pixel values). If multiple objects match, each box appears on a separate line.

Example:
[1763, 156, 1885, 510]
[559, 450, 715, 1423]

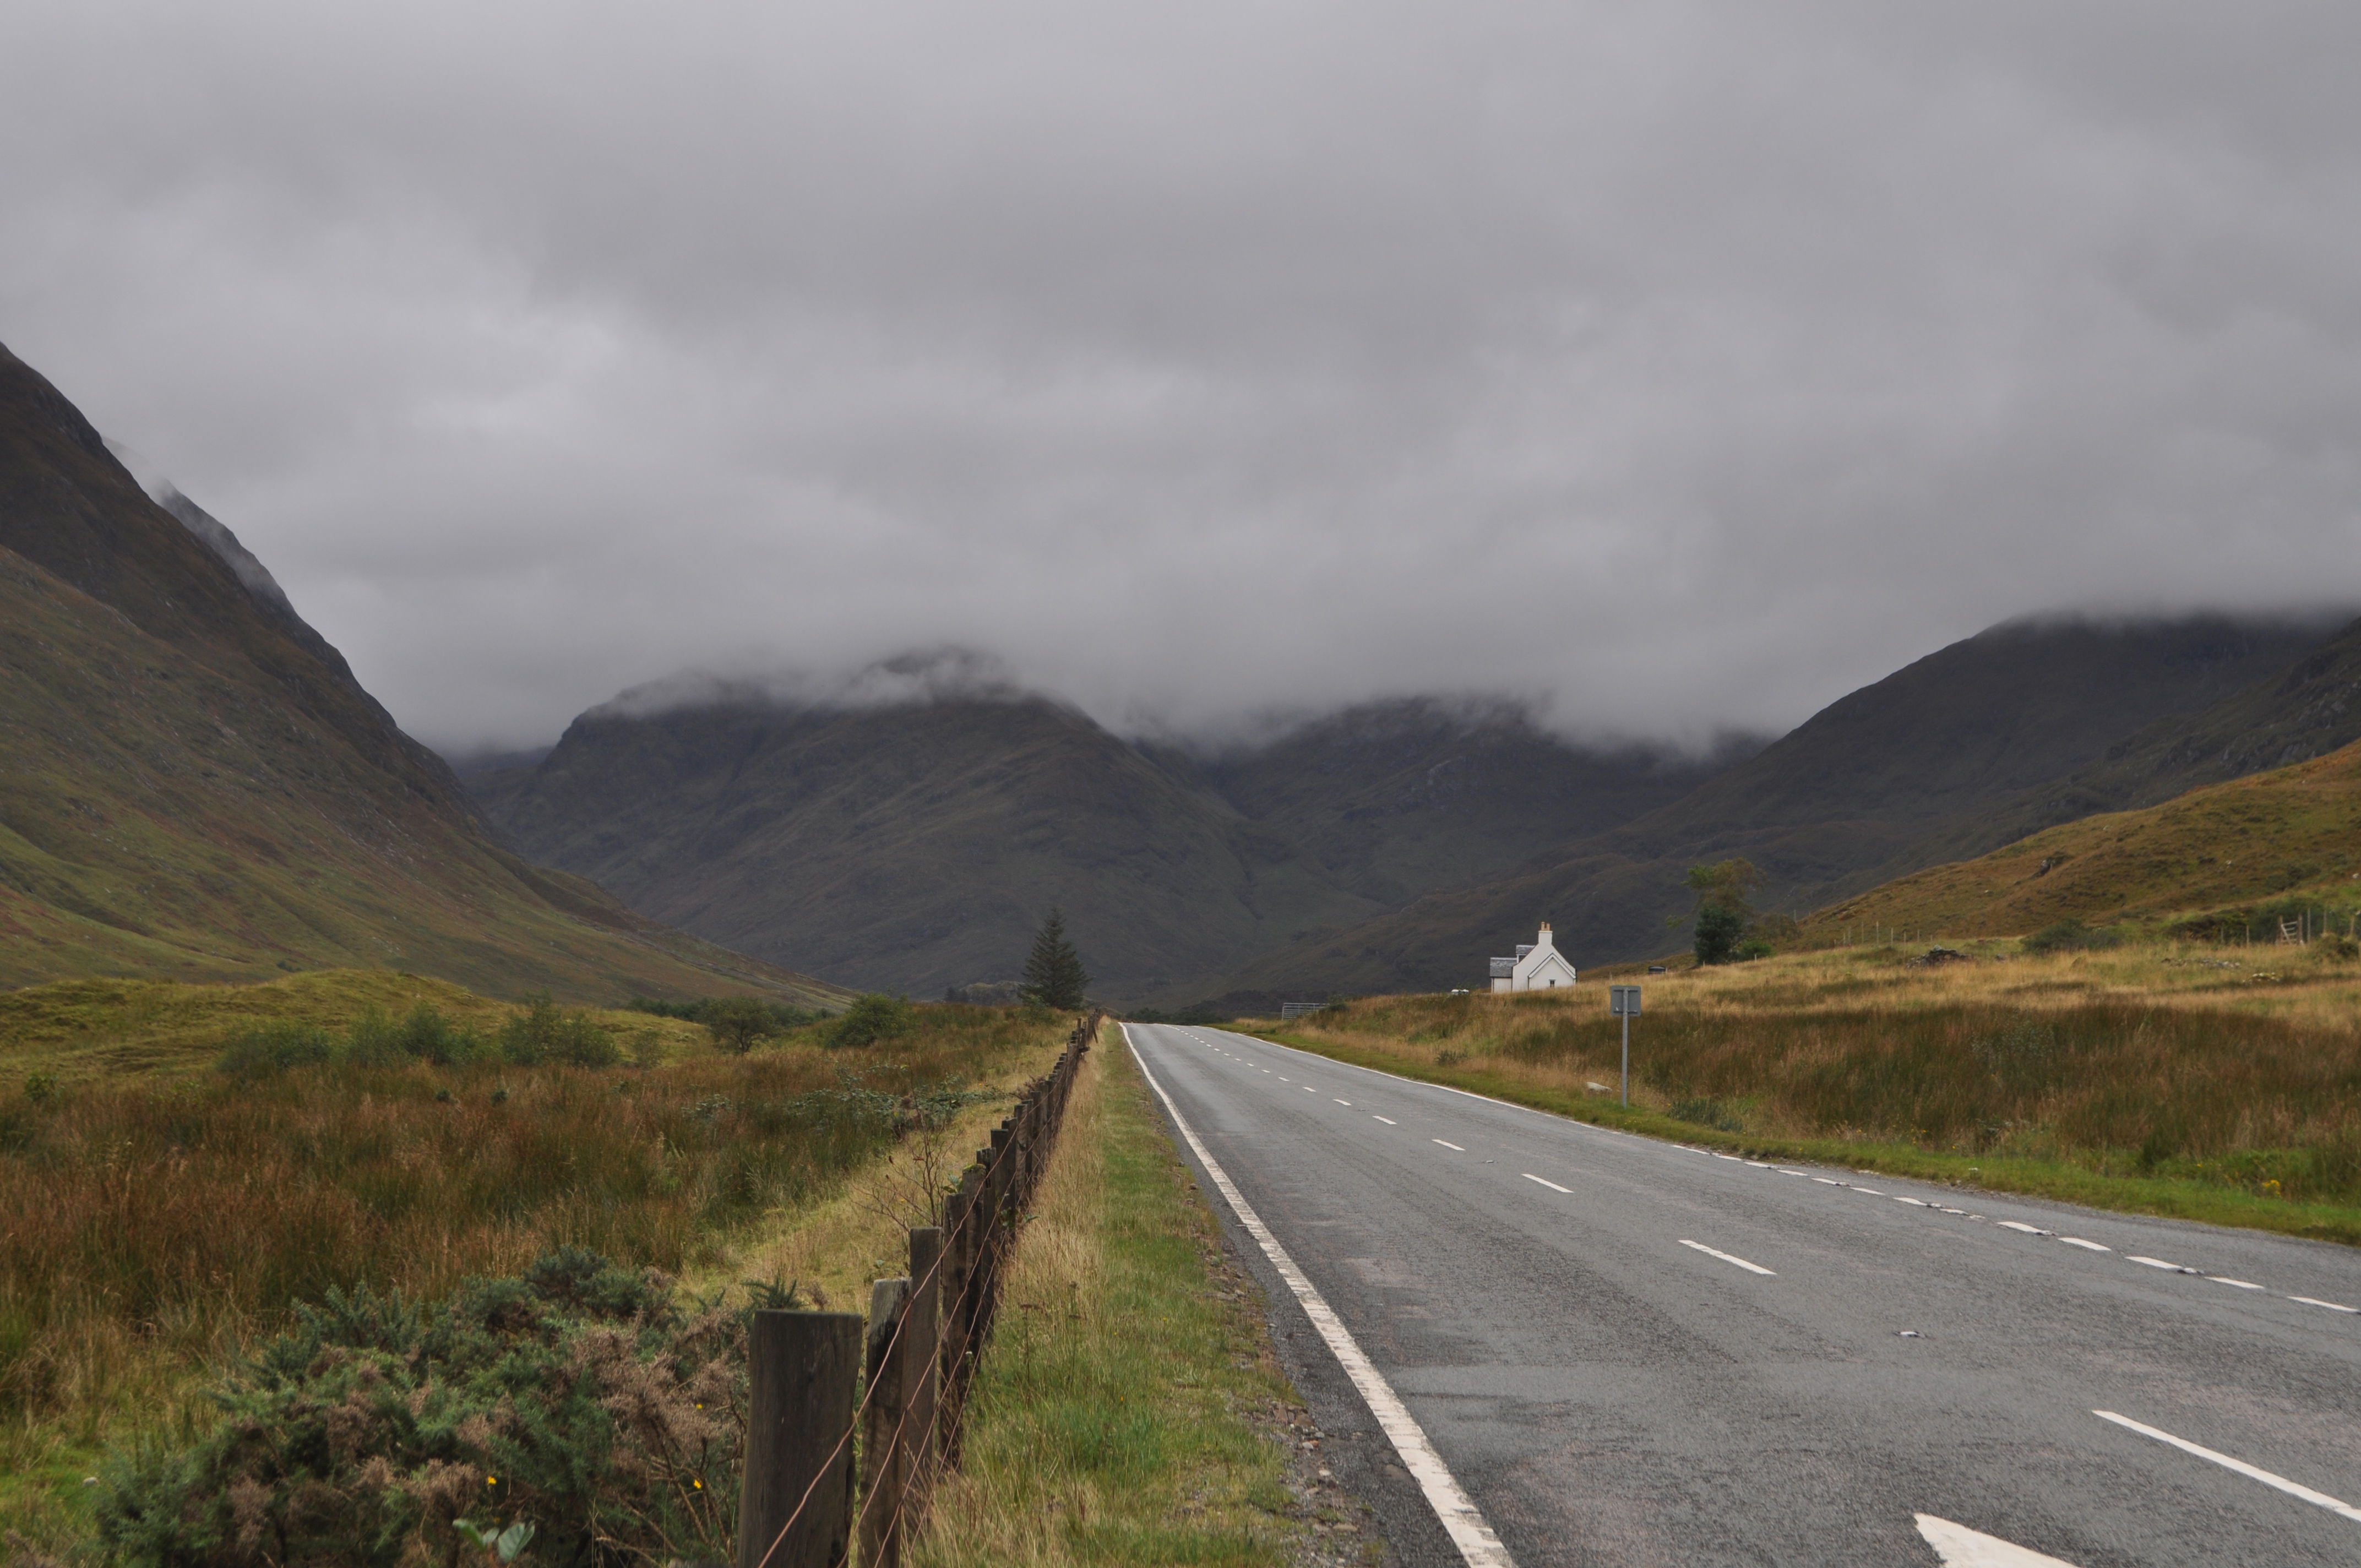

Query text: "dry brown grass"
[1275, 944, 2361, 1212]
[0, 992, 1074, 1551]
[915, 1032, 1318, 1567]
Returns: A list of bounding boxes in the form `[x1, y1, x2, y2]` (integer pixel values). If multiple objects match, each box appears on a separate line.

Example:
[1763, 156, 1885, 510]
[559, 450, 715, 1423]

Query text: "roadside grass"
[1250, 948, 2361, 1246]
[0, 983, 1071, 1557]
[916, 1028, 1332, 1568]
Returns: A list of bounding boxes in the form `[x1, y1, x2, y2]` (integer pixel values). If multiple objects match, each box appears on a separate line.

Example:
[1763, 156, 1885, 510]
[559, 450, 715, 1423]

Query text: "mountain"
[1214, 611, 2351, 998]
[1185, 699, 1758, 908]
[0, 341, 846, 1007]
[468, 678, 1743, 1006]
[1806, 733, 2361, 944]
[1903, 613, 2361, 869]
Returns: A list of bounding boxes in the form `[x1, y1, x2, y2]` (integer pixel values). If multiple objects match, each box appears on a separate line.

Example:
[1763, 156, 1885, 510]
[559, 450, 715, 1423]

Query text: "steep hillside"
[471, 688, 1387, 1004]
[1806, 736, 2361, 943]
[0, 341, 846, 1007]
[1907, 613, 2361, 868]
[1216, 612, 2348, 998]
[1188, 699, 1758, 907]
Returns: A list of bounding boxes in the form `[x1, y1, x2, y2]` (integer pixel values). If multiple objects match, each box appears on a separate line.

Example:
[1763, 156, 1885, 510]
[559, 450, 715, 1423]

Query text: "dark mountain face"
[1216, 611, 2352, 999]
[471, 690, 1746, 1005]
[1907, 613, 2361, 867]
[1193, 700, 1761, 907]
[0, 341, 840, 1004]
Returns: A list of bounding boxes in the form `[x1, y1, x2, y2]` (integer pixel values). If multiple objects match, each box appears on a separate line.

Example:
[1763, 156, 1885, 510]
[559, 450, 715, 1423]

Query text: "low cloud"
[6, 2, 2361, 752]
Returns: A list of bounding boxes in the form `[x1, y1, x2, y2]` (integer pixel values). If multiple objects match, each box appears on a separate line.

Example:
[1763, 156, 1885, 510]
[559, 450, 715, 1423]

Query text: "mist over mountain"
[467, 667, 1743, 1004]
[1213, 609, 2354, 1001]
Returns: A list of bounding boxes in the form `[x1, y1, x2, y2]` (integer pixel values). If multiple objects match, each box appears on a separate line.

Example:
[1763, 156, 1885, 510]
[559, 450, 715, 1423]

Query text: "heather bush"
[95, 1248, 745, 1568]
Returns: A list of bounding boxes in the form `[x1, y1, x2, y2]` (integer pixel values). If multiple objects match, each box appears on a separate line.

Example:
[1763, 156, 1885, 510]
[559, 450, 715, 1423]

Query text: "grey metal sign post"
[1609, 984, 1641, 1107]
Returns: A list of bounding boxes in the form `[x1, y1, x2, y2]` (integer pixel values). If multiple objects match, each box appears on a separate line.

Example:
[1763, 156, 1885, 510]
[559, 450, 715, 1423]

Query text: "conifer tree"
[1021, 906, 1091, 1008]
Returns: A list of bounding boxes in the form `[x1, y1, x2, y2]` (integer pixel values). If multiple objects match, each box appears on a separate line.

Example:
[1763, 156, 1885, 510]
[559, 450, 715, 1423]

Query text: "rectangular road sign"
[1609, 984, 1641, 1016]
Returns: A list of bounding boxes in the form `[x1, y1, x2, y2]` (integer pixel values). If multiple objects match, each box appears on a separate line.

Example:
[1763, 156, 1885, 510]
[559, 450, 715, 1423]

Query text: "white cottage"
[1489, 922, 1578, 993]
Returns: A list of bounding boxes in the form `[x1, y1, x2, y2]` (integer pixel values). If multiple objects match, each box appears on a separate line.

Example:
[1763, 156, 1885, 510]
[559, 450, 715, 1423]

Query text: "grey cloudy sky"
[7, 2, 2361, 752]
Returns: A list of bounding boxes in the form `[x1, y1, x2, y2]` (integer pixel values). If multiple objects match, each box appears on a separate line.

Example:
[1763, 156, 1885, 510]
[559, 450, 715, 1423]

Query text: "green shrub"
[216, 1021, 339, 1080]
[701, 996, 781, 1055]
[498, 994, 619, 1068]
[1669, 1097, 1743, 1131]
[829, 994, 914, 1049]
[94, 1247, 743, 1567]
[1693, 905, 1746, 966]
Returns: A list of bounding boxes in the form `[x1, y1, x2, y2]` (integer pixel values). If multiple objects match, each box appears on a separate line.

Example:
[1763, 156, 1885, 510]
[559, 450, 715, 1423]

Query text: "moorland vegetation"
[1263, 940, 2361, 1242]
[0, 971, 1070, 1560]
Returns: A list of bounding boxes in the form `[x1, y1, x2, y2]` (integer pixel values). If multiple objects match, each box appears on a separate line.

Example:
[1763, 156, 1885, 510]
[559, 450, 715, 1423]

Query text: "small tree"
[701, 996, 778, 1055]
[1021, 907, 1091, 1009]
[1675, 859, 1762, 967]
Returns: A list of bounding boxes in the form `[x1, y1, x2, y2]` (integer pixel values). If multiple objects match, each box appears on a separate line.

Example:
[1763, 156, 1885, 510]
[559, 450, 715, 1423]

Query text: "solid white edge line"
[1124, 1026, 1517, 1567]
[2093, 1410, 2361, 1523]
[1677, 1238, 1776, 1276]
[1521, 1173, 1571, 1194]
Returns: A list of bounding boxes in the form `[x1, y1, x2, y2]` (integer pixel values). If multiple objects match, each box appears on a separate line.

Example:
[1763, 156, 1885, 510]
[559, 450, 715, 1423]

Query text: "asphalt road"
[1120, 1022, 2361, 1567]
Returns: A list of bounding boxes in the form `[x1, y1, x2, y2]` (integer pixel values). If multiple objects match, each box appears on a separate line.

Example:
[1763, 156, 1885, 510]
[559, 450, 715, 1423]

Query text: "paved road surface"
[1121, 1022, 2361, 1567]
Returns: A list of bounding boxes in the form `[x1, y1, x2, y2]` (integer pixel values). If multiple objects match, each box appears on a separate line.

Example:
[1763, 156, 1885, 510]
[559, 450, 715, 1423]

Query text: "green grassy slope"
[1807, 734, 2361, 942]
[1212, 613, 2348, 997]
[0, 342, 847, 1008]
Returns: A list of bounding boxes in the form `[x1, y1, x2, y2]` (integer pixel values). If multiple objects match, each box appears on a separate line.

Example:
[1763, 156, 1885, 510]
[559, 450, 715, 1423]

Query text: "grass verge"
[916, 1027, 1372, 1567]
[1247, 1022, 2361, 1248]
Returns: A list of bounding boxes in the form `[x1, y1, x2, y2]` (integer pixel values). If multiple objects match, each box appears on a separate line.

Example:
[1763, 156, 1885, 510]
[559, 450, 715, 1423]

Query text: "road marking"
[2094, 1410, 2361, 1523]
[1850, 1186, 1884, 1196]
[1372, 1115, 1397, 1125]
[1998, 1221, 2050, 1235]
[1812, 1177, 1843, 1185]
[1776, 1168, 1807, 1176]
[2292, 1295, 2359, 1313]
[1521, 1173, 1571, 1194]
[1124, 1029, 1517, 1567]
[2058, 1238, 2111, 1252]
[1711, 1152, 1744, 1162]
[1304, 1086, 1317, 1093]
[2128, 1256, 2197, 1273]
[1433, 1139, 1465, 1151]
[1334, 1098, 1351, 1105]
[1914, 1514, 2082, 1566]
[1677, 1239, 1775, 1276]
[1744, 1161, 1772, 1169]
[1893, 1195, 1931, 1207]
[1279, 1076, 1292, 1082]
[2207, 1276, 2265, 1290]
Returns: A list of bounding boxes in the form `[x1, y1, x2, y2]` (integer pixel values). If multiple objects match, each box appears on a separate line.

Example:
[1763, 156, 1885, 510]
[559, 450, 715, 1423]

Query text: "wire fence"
[738, 1010, 1098, 1568]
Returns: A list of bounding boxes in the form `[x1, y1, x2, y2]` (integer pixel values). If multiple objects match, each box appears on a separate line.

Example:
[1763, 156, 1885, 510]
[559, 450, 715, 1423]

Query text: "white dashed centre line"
[2129, 1256, 2196, 1273]
[1522, 1173, 1571, 1194]
[1812, 1177, 1843, 1186]
[1998, 1221, 2050, 1235]
[2208, 1276, 2265, 1291]
[1678, 1239, 1776, 1276]
[1372, 1115, 1397, 1125]
[1433, 1139, 1465, 1152]
[2096, 1411, 2361, 1524]
[1335, 1099, 1352, 1106]
[2292, 1295, 2360, 1314]
[2059, 1238, 2111, 1252]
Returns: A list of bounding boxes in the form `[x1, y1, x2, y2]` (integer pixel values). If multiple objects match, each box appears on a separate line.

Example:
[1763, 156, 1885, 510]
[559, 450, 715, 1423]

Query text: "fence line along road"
[738, 1010, 1098, 1568]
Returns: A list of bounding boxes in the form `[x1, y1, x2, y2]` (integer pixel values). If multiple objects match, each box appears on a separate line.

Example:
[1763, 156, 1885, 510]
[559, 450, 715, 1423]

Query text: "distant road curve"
[1123, 1022, 2361, 1567]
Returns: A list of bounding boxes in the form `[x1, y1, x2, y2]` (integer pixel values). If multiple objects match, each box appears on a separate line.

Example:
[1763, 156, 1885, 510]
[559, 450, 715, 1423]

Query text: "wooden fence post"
[858, 1278, 911, 1568]
[902, 1224, 943, 1533]
[741, 1310, 863, 1568]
